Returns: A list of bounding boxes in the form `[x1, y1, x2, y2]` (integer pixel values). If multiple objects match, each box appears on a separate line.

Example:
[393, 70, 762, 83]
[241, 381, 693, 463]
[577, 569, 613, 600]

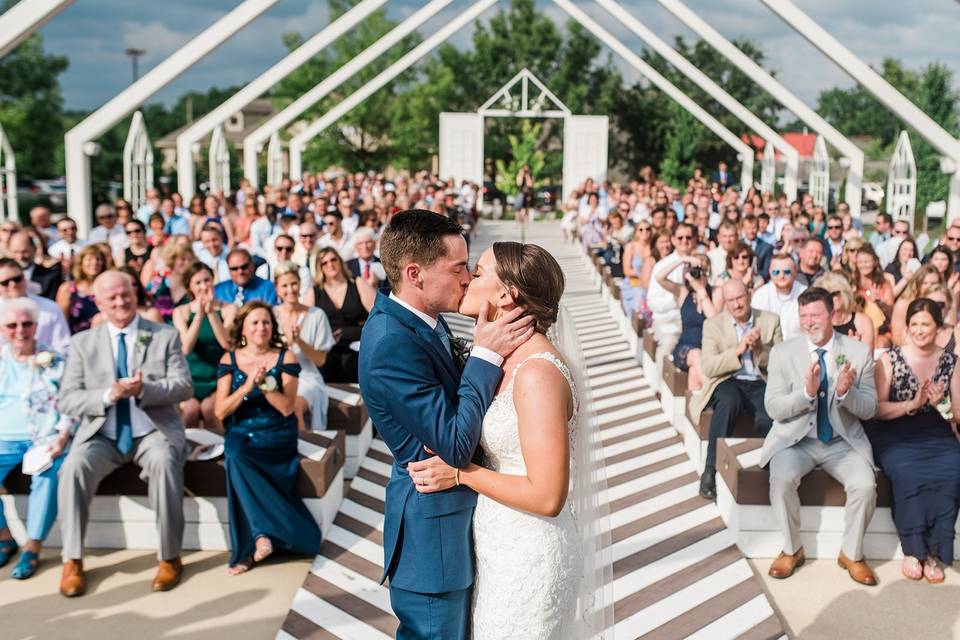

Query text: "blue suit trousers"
[389, 585, 471, 640]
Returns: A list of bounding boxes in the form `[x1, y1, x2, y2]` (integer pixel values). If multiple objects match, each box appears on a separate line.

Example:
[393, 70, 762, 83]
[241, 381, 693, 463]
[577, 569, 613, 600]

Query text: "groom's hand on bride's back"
[474, 302, 535, 359]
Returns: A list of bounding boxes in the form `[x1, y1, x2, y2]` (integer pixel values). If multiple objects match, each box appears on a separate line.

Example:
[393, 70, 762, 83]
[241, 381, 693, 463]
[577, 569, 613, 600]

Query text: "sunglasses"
[733, 254, 750, 260]
[771, 269, 793, 276]
[319, 258, 339, 267]
[946, 236, 960, 242]
[229, 263, 252, 272]
[827, 225, 842, 230]
[126, 228, 144, 235]
[3, 320, 35, 330]
[276, 246, 295, 253]
[0, 274, 24, 287]
[674, 235, 693, 241]
[637, 226, 651, 232]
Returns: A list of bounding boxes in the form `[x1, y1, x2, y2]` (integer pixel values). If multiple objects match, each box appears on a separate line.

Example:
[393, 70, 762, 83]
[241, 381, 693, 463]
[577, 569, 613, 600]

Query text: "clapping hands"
[835, 362, 856, 397]
[736, 327, 761, 357]
[110, 369, 143, 402]
[913, 379, 945, 412]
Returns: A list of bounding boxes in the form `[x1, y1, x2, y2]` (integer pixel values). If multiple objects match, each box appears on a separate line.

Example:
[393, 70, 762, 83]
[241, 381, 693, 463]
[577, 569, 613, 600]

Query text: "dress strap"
[510, 352, 576, 404]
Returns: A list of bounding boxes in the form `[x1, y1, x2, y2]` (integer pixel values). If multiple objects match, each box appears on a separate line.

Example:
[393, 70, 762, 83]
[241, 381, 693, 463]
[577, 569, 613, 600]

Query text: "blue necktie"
[115, 332, 133, 455]
[815, 348, 833, 442]
[434, 321, 452, 358]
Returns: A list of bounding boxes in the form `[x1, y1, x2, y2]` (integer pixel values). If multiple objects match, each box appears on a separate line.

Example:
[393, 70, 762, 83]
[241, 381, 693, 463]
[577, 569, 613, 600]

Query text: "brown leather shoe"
[838, 552, 878, 586]
[60, 559, 86, 597]
[768, 548, 805, 579]
[151, 558, 183, 592]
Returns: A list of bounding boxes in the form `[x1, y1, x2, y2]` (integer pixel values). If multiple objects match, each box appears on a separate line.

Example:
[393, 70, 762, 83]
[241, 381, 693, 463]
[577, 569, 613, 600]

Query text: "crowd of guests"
[0, 170, 477, 589]
[572, 165, 960, 587]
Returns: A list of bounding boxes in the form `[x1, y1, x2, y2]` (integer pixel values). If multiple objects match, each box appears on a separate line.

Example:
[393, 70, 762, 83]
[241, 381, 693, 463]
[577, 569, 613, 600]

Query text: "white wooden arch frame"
[122, 111, 154, 209]
[175, 0, 389, 200]
[760, 143, 776, 195]
[0, 125, 17, 222]
[285, 0, 756, 193]
[887, 130, 917, 227]
[656, 0, 864, 216]
[266, 131, 285, 186]
[594, 0, 797, 202]
[758, 0, 960, 221]
[64, 0, 280, 238]
[0, 0, 74, 58]
[208, 126, 232, 195]
[809, 135, 829, 210]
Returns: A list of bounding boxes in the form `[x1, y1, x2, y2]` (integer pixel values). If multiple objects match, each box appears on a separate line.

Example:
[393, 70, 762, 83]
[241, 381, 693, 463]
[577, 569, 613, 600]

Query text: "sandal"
[227, 557, 253, 576]
[253, 536, 274, 563]
[10, 551, 39, 580]
[902, 556, 923, 580]
[0, 539, 18, 568]
[924, 557, 945, 584]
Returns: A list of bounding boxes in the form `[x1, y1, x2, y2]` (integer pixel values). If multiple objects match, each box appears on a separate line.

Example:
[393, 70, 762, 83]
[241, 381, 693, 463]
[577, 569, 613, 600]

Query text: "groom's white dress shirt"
[100, 316, 156, 441]
[389, 293, 503, 367]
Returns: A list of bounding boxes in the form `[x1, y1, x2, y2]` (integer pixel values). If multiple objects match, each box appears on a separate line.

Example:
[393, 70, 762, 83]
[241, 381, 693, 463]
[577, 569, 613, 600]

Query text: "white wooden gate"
[438, 113, 484, 190]
[122, 111, 154, 209]
[563, 115, 609, 199]
[887, 130, 916, 227]
[809, 135, 829, 210]
[0, 125, 17, 222]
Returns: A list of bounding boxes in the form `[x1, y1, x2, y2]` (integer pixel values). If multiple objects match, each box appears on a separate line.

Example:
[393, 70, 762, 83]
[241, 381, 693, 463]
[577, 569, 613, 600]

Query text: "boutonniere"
[450, 335, 470, 370]
[137, 333, 152, 347]
[33, 351, 55, 369]
[259, 374, 279, 393]
[835, 354, 847, 367]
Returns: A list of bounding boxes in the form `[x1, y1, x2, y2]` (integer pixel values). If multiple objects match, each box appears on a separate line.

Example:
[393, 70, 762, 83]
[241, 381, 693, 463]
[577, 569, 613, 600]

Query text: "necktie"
[234, 285, 244, 306]
[815, 348, 833, 442]
[115, 332, 133, 455]
[363, 262, 370, 279]
[434, 321, 452, 358]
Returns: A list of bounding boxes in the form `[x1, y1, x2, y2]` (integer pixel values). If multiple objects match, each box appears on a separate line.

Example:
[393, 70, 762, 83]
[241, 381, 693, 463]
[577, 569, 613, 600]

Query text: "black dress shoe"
[699, 466, 717, 500]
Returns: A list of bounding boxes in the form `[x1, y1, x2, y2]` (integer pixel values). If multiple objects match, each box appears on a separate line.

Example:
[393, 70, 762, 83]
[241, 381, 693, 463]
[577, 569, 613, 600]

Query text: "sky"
[17, 0, 960, 124]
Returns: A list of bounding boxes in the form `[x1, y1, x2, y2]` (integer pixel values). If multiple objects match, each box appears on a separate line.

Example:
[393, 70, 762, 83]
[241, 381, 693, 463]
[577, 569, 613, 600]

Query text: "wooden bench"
[325, 382, 373, 479]
[0, 430, 346, 551]
[675, 390, 757, 472]
[714, 437, 960, 559]
[658, 358, 687, 422]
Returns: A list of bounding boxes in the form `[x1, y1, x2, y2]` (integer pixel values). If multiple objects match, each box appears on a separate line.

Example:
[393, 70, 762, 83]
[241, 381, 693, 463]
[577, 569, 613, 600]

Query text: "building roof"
[155, 98, 278, 150]
[741, 131, 818, 159]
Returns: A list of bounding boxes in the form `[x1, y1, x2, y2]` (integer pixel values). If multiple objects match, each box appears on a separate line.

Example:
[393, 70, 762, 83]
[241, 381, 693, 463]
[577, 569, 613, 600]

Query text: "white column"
[657, 0, 865, 215]
[243, 0, 457, 188]
[0, 125, 17, 221]
[0, 0, 73, 58]
[175, 0, 388, 200]
[65, 0, 279, 238]
[266, 131, 284, 186]
[595, 0, 797, 201]
[758, 0, 960, 217]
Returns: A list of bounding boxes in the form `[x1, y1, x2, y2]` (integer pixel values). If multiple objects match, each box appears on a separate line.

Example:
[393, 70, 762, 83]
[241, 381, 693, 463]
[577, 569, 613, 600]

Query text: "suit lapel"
[97, 324, 118, 381]
[132, 317, 150, 371]
[373, 293, 460, 381]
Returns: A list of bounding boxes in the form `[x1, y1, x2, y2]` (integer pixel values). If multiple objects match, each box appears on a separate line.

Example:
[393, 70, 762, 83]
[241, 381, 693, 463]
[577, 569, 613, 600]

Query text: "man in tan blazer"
[762, 287, 878, 585]
[691, 279, 782, 500]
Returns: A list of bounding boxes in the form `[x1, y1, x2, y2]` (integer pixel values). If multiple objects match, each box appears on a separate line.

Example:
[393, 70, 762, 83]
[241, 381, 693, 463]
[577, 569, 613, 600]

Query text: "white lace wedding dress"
[471, 352, 583, 640]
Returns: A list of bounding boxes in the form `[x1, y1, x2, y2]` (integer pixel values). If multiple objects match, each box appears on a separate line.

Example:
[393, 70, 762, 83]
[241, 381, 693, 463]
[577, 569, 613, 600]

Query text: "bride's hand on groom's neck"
[475, 301, 535, 359]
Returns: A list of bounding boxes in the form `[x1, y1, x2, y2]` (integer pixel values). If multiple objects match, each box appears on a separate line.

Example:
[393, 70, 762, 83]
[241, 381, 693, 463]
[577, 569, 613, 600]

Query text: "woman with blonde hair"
[891, 265, 945, 346]
[839, 237, 864, 278]
[55, 244, 107, 333]
[814, 271, 876, 353]
[142, 242, 195, 322]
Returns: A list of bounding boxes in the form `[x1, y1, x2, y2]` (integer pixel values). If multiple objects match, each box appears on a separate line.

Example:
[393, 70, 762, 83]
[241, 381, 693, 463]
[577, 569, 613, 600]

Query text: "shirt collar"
[732, 312, 755, 330]
[806, 331, 835, 355]
[389, 292, 438, 330]
[106, 314, 140, 339]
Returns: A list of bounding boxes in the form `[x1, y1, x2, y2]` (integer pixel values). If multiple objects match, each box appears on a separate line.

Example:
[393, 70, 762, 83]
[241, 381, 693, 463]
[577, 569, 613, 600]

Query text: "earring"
[239, 336, 247, 347]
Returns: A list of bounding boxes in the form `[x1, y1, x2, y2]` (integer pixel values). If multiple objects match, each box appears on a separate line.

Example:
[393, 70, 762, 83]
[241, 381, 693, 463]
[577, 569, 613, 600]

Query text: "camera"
[688, 266, 703, 280]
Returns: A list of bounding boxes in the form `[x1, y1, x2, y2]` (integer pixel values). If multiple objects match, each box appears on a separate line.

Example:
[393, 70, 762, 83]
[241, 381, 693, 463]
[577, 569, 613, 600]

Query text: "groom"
[359, 210, 533, 639]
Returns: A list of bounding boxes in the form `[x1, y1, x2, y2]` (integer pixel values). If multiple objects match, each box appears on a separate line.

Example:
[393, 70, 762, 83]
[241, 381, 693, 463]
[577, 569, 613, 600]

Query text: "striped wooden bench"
[0, 430, 345, 551]
[677, 392, 758, 473]
[326, 382, 373, 479]
[714, 437, 960, 560]
[658, 357, 688, 423]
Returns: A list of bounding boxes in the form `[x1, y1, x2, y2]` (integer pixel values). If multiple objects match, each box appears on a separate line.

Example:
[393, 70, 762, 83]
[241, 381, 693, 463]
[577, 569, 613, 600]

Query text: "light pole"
[124, 47, 145, 82]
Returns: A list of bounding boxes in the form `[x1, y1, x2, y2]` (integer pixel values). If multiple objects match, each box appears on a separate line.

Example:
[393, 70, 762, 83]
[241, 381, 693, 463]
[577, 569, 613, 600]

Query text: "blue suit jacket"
[358, 293, 502, 593]
[753, 238, 774, 281]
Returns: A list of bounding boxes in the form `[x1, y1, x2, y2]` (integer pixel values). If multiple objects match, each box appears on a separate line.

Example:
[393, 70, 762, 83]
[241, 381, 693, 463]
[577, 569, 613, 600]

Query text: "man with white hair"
[57, 271, 193, 597]
[346, 227, 386, 287]
[87, 204, 125, 248]
[0, 258, 70, 354]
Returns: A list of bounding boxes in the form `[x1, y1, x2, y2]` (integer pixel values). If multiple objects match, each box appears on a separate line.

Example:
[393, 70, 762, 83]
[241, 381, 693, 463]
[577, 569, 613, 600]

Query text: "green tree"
[660, 103, 703, 188]
[494, 119, 545, 196]
[0, 9, 68, 177]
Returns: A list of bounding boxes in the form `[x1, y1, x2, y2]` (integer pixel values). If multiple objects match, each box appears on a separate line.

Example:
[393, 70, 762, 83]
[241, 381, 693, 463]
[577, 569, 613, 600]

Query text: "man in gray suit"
[762, 287, 879, 585]
[57, 271, 193, 597]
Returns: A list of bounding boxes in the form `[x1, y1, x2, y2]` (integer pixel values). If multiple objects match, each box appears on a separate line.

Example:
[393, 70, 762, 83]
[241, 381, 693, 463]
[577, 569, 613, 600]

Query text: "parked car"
[534, 184, 561, 209]
[862, 182, 884, 210]
[483, 180, 506, 204]
[15, 176, 66, 215]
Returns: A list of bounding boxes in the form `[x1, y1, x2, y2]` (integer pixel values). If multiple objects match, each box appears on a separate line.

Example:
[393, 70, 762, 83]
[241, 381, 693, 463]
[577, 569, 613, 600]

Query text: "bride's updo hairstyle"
[492, 241, 565, 333]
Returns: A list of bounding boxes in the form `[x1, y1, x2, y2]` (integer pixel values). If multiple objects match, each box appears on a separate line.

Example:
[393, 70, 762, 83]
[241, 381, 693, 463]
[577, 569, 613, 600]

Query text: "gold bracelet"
[455, 469, 460, 487]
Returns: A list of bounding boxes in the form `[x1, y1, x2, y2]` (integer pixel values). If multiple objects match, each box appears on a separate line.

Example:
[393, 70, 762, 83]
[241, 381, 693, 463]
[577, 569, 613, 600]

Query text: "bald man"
[57, 271, 193, 597]
[689, 280, 782, 500]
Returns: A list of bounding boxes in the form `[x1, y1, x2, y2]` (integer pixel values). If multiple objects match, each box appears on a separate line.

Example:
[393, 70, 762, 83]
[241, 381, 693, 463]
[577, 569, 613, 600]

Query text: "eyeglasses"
[125, 228, 144, 235]
[637, 226, 651, 232]
[827, 225, 842, 230]
[276, 245, 295, 253]
[3, 321, 35, 330]
[229, 263, 252, 272]
[733, 254, 750, 260]
[0, 274, 24, 287]
[771, 269, 793, 276]
[59, 226, 77, 233]
[319, 258, 339, 267]
[946, 235, 960, 242]
[674, 235, 693, 241]
[893, 229, 909, 236]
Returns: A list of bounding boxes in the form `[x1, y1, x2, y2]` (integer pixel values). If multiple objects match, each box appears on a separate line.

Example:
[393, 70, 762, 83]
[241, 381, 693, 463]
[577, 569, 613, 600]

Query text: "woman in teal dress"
[214, 301, 320, 574]
[173, 262, 235, 430]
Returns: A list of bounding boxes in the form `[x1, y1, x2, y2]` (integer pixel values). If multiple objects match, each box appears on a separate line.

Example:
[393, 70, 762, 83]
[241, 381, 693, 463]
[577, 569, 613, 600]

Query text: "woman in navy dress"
[870, 298, 960, 584]
[214, 301, 320, 574]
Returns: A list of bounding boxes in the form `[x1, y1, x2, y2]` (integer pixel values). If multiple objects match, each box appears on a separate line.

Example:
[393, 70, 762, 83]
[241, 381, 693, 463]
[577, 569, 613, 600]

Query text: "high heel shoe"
[0, 539, 18, 568]
[10, 551, 39, 580]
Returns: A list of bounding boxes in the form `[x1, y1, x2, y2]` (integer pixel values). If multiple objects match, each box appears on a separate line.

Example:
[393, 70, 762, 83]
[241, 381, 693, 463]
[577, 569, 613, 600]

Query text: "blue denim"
[0, 439, 64, 541]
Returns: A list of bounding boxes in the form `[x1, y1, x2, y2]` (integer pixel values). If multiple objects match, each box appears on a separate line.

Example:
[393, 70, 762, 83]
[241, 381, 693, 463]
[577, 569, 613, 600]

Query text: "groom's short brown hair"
[379, 209, 463, 290]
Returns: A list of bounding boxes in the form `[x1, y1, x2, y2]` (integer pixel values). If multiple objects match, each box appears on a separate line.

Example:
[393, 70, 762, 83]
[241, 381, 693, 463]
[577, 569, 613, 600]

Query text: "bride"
[409, 241, 612, 639]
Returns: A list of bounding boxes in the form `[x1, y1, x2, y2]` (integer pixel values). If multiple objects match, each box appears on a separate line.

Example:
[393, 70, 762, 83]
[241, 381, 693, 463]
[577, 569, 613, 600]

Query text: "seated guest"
[890, 265, 944, 345]
[690, 280, 781, 499]
[707, 221, 738, 284]
[0, 258, 70, 354]
[56, 245, 106, 334]
[258, 235, 313, 304]
[292, 220, 320, 275]
[194, 223, 231, 283]
[57, 271, 193, 596]
[118, 219, 151, 275]
[796, 238, 826, 287]
[141, 243, 195, 323]
[214, 302, 320, 575]
[647, 224, 696, 360]
[274, 263, 335, 430]
[172, 263, 236, 429]
[214, 248, 279, 307]
[814, 272, 876, 353]
[884, 237, 919, 298]
[619, 222, 653, 318]
[92, 266, 163, 326]
[752, 254, 806, 340]
[7, 232, 62, 300]
[870, 298, 960, 583]
[346, 228, 387, 287]
[925, 247, 960, 322]
[320, 211, 354, 260]
[822, 214, 846, 264]
[313, 247, 375, 383]
[666, 254, 717, 390]
[852, 244, 894, 333]
[712, 241, 764, 309]
[0, 298, 75, 580]
[763, 287, 878, 584]
[837, 237, 863, 279]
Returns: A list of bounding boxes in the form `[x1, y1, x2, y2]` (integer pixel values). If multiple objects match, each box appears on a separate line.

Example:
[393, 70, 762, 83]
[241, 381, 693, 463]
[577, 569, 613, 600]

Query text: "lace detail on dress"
[888, 347, 957, 411]
[472, 352, 582, 640]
